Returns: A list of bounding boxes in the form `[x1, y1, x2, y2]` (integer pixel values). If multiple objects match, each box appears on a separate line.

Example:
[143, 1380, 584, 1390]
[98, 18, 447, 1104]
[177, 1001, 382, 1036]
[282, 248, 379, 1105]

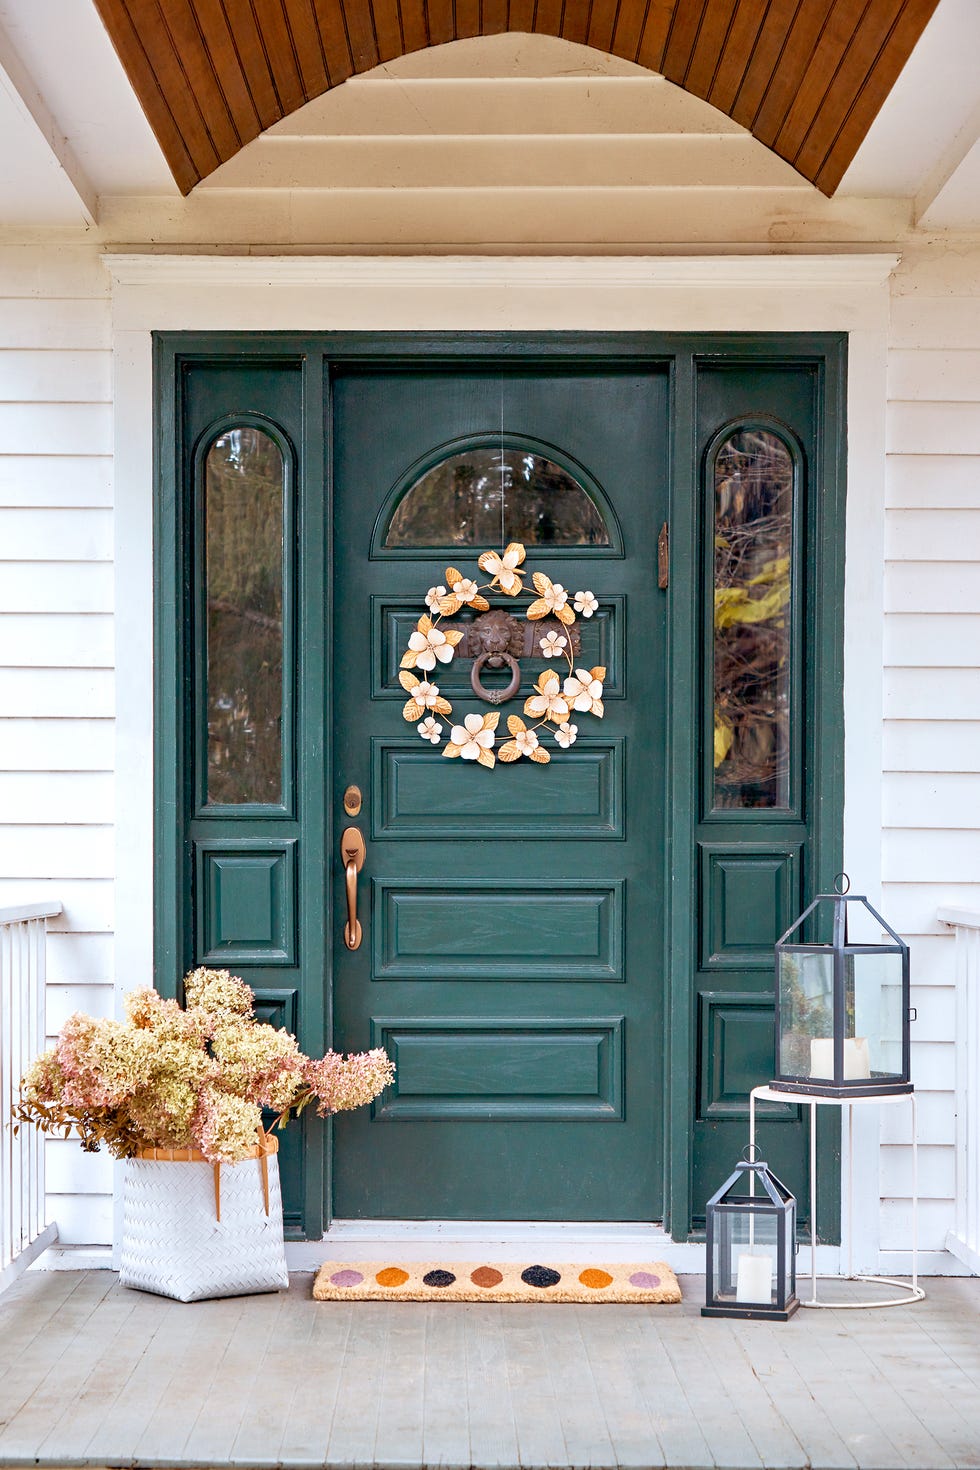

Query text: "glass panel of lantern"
[772, 878, 911, 1098]
[702, 1156, 799, 1321]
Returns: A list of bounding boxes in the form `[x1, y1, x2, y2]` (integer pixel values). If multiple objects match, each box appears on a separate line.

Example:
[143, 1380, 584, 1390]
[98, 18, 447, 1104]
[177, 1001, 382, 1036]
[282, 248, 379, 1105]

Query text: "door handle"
[341, 826, 366, 950]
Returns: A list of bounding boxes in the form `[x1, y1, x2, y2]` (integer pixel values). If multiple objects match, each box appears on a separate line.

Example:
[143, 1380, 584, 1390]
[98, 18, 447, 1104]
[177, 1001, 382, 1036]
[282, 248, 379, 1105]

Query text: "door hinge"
[657, 522, 669, 589]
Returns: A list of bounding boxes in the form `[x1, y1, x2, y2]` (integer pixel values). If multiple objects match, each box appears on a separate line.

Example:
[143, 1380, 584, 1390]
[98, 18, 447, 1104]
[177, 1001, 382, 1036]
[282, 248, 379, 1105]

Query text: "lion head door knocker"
[399, 544, 604, 769]
[468, 609, 524, 705]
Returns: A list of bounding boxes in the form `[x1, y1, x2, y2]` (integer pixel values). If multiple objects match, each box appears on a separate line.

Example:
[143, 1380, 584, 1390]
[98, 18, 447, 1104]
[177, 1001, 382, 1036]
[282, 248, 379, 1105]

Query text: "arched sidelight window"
[201, 424, 289, 807]
[710, 424, 798, 811]
[382, 442, 613, 550]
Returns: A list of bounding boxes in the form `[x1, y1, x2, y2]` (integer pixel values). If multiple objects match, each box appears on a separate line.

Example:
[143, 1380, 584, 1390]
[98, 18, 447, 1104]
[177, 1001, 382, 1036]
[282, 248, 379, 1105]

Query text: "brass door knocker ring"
[471, 650, 521, 705]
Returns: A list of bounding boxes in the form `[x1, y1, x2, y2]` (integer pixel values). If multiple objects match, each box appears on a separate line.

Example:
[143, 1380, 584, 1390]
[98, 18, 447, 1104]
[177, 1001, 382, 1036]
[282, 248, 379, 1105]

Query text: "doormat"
[313, 1261, 681, 1303]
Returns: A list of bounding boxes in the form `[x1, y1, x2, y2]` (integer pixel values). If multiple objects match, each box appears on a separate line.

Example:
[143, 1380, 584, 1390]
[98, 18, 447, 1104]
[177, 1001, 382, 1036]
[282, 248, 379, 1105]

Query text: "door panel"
[330, 368, 668, 1221]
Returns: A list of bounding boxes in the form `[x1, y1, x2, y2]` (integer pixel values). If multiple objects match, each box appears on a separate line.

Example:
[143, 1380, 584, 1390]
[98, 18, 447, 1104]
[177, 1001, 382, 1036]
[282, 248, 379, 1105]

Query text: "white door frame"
[108, 252, 897, 1270]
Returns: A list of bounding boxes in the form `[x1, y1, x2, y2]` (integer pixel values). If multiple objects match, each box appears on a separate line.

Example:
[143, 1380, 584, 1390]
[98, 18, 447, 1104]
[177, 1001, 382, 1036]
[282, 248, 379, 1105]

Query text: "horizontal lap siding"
[882, 249, 980, 1254]
[0, 246, 113, 1246]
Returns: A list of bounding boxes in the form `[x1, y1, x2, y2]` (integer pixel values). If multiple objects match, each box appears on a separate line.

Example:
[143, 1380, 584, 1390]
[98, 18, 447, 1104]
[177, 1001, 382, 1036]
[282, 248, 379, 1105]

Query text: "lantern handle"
[833, 872, 851, 895]
[739, 1143, 762, 1165]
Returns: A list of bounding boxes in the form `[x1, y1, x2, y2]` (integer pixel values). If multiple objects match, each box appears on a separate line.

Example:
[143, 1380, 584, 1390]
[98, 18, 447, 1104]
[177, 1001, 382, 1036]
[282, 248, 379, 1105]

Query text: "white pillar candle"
[735, 1250, 773, 1304]
[844, 1037, 871, 1079]
[809, 1036, 871, 1080]
[809, 1038, 834, 1077]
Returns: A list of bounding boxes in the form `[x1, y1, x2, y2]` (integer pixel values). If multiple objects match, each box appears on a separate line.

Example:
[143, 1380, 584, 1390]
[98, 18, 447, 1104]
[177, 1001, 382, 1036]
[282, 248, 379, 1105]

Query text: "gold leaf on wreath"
[555, 604, 576, 626]
[591, 666, 607, 682]
[476, 747, 495, 769]
[443, 628, 464, 648]
[402, 698, 424, 723]
[498, 741, 520, 762]
[444, 744, 461, 759]
[506, 714, 526, 736]
[530, 746, 551, 764]
[438, 593, 462, 616]
[526, 598, 550, 620]
[399, 670, 420, 693]
[418, 613, 433, 635]
[400, 647, 419, 669]
[532, 571, 551, 596]
[445, 567, 463, 587]
[483, 710, 501, 731]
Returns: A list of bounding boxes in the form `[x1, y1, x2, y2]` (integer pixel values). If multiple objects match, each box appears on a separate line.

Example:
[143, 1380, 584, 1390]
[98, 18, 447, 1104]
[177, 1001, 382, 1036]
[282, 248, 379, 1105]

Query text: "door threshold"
[284, 1219, 711, 1272]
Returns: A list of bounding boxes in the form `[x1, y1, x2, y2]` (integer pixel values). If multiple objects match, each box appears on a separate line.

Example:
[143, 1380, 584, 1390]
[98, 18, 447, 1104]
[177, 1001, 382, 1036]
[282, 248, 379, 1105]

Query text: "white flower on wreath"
[555, 721, 578, 748]
[418, 717, 442, 744]
[543, 581, 569, 614]
[539, 630, 567, 658]
[478, 543, 525, 595]
[514, 727, 540, 757]
[414, 680, 443, 710]
[450, 713, 497, 761]
[524, 670, 570, 723]
[425, 585, 446, 614]
[563, 668, 605, 716]
[573, 589, 598, 617]
[407, 624, 455, 671]
[450, 576, 480, 604]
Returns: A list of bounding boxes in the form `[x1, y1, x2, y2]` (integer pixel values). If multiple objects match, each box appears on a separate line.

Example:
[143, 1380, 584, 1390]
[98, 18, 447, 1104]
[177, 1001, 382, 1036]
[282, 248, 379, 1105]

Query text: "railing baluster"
[0, 902, 62, 1289]
[939, 907, 980, 1274]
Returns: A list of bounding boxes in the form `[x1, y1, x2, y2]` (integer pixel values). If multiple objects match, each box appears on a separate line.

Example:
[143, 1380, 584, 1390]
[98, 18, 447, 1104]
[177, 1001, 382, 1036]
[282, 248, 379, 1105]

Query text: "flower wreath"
[398, 542, 605, 768]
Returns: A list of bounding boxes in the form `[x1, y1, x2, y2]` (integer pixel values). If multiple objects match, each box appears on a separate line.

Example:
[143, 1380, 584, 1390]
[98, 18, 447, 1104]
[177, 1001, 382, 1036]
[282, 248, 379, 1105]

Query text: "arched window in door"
[381, 441, 613, 550]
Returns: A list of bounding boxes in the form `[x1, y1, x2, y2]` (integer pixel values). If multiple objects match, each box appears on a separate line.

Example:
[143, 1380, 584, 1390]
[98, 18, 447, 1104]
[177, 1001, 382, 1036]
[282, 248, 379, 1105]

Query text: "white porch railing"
[0, 902, 60, 1290]
[939, 905, 980, 1274]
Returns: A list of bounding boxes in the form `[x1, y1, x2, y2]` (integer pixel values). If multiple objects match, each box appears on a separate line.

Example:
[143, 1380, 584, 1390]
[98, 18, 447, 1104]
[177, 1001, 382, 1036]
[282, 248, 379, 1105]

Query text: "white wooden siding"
[0, 244, 112, 1245]
[882, 245, 980, 1256]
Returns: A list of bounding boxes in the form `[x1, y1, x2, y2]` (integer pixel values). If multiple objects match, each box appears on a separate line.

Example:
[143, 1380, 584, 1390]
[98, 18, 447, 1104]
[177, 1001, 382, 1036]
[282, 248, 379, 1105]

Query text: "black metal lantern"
[771, 875, 911, 1098]
[702, 1153, 798, 1320]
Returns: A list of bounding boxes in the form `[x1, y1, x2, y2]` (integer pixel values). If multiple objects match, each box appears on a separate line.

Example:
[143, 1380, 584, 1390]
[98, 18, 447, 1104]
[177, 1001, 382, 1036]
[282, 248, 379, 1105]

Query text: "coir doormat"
[313, 1260, 681, 1303]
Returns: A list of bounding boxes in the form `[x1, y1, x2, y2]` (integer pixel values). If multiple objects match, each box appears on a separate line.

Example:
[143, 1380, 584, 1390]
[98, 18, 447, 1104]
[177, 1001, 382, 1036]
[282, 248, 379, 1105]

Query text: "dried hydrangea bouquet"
[16, 967, 394, 1301]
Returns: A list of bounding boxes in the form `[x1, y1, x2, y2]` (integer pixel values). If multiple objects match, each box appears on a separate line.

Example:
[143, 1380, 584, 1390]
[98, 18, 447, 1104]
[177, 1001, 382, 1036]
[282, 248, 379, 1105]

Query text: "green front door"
[159, 331, 845, 1239]
[330, 367, 669, 1220]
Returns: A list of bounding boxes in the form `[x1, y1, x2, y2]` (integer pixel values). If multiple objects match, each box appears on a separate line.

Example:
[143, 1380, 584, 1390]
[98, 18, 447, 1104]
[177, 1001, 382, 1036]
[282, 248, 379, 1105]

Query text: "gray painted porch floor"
[1, 1270, 979, 1470]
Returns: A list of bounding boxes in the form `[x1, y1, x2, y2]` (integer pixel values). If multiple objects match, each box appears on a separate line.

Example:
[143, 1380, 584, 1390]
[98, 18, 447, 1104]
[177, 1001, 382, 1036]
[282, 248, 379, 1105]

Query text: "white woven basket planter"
[119, 1135, 289, 1302]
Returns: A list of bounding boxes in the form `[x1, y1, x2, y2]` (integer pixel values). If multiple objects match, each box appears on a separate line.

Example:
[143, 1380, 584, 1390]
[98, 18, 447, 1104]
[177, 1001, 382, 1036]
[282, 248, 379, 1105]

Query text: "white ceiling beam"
[0, 15, 97, 224]
[914, 98, 980, 223]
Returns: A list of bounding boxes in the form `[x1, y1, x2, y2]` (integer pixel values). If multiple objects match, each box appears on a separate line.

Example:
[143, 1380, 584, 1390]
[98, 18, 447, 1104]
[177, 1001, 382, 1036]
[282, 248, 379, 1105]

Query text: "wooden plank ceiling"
[93, 0, 940, 197]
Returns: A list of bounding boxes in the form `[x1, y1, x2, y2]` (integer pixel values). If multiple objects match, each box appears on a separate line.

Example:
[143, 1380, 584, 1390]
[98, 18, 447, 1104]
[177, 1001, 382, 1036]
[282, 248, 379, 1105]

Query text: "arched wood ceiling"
[92, 0, 940, 198]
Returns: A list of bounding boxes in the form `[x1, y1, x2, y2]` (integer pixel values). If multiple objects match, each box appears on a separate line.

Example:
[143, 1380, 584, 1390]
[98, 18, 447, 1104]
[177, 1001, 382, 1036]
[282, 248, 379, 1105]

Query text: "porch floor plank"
[501, 1304, 572, 1468]
[277, 1294, 353, 1467]
[463, 1303, 520, 1469]
[2, 1272, 980, 1470]
[421, 1300, 470, 1469]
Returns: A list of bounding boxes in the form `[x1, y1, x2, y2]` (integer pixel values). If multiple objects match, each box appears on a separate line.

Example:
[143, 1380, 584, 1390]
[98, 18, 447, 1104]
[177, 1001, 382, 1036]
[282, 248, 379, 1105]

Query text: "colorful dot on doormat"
[628, 1271, 661, 1289]
[376, 1267, 409, 1287]
[330, 1270, 364, 1287]
[470, 1267, 503, 1288]
[578, 1269, 613, 1289]
[521, 1265, 561, 1288]
[423, 1269, 457, 1287]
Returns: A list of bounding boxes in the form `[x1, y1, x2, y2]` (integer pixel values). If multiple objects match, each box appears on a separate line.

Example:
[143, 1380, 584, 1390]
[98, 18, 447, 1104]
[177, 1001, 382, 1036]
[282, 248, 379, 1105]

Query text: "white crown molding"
[104, 251, 902, 290]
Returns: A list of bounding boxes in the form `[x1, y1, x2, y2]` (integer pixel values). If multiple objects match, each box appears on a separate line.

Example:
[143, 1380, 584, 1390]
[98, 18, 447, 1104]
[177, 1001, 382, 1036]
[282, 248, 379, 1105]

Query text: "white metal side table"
[749, 1085, 925, 1308]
